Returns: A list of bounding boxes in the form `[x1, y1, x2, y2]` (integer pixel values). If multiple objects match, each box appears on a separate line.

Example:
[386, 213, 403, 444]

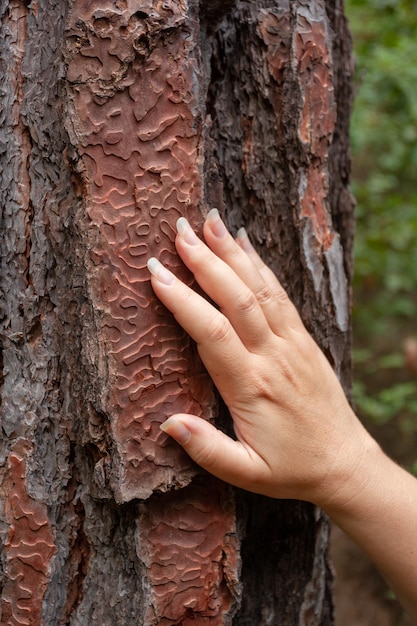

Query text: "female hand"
[147, 209, 374, 508]
[148, 210, 417, 619]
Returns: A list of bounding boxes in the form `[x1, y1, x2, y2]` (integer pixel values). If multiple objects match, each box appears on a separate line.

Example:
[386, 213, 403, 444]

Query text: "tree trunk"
[0, 1, 354, 624]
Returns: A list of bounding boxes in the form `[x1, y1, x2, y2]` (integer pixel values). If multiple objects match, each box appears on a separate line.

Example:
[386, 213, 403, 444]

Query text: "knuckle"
[254, 283, 274, 306]
[235, 287, 257, 313]
[272, 285, 291, 305]
[205, 314, 232, 344]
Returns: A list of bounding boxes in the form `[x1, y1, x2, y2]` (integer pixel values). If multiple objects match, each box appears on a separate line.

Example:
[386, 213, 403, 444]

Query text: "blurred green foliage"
[346, 0, 417, 458]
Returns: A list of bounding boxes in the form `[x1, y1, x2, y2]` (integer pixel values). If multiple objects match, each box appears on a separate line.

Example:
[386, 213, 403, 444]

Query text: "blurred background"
[349, 0, 417, 471]
[333, 1, 417, 623]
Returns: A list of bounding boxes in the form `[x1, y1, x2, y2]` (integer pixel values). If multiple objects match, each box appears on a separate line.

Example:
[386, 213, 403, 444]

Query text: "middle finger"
[175, 217, 271, 351]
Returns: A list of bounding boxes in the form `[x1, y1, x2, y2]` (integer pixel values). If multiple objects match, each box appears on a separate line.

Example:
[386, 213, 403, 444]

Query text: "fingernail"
[236, 227, 254, 253]
[160, 418, 191, 445]
[147, 257, 175, 285]
[176, 217, 200, 245]
[206, 208, 227, 238]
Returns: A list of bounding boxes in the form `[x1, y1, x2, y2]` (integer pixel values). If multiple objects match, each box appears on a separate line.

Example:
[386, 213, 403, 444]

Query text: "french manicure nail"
[147, 257, 175, 285]
[206, 208, 228, 238]
[176, 217, 200, 245]
[160, 418, 191, 445]
[236, 227, 254, 253]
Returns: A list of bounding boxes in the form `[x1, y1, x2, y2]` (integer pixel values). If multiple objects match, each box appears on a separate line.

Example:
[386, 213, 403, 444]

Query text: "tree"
[0, 1, 354, 624]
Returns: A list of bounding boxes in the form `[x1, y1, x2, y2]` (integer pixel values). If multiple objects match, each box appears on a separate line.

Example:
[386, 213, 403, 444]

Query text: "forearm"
[325, 443, 417, 622]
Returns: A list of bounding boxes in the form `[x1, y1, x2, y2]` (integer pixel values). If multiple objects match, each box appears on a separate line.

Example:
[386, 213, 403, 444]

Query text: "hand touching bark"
[147, 209, 373, 508]
[147, 210, 417, 620]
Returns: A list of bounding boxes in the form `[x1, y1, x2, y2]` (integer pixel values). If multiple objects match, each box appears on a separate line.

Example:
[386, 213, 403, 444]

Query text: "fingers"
[173, 216, 271, 350]
[147, 257, 249, 398]
[148, 210, 305, 355]
[160, 414, 268, 493]
[203, 211, 280, 322]
[199, 209, 305, 336]
[234, 223, 306, 335]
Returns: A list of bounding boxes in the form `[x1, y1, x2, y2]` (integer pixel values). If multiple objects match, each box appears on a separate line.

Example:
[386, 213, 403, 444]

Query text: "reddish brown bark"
[1, 446, 56, 625]
[65, 0, 216, 504]
[0, 1, 354, 624]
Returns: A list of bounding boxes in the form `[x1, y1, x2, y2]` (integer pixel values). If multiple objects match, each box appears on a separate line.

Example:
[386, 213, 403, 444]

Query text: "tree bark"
[0, 1, 354, 624]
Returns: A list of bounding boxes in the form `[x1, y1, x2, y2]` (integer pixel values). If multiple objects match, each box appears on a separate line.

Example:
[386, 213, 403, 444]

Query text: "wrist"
[318, 432, 417, 620]
[315, 424, 386, 520]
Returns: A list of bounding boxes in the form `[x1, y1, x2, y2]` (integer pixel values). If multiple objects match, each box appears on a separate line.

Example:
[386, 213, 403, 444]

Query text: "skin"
[147, 209, 417, 621]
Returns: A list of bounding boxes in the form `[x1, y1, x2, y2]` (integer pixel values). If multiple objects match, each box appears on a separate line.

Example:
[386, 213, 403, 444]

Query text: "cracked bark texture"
[0, 1, 354, 624]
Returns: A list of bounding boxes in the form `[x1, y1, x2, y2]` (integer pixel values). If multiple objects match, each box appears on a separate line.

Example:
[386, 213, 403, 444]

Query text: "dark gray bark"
[0, 1, 354, 624]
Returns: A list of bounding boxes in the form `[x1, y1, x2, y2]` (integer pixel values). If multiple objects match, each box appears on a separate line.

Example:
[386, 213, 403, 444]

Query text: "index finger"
[147, 257, 251, 400]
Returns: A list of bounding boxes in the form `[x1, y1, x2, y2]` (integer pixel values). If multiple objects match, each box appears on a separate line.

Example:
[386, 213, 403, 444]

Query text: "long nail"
[236, 227, 254, 253]
[176, 217, 200, 245]
[147, 257, 175, 285]
[206, 208, 228, 238]
[160, 418, 191, 444]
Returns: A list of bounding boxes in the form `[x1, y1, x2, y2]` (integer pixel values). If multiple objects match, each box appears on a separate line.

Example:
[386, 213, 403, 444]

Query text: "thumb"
[160, 414, 259, 489]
